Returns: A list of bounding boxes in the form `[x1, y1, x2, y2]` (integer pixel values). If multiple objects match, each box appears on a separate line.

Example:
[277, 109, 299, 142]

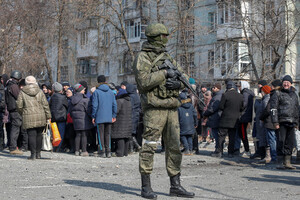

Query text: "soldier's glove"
[165, 79, 181, 90]
[166, 68, 180, 79]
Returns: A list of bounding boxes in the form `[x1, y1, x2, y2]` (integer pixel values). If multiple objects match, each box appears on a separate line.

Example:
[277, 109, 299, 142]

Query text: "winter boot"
[36, 152, 41, 159]
[141, 174, 157, 200]
[132, 136, 141, 151]
[284, 155, 296, 170]
[128, 137, 134, 154]
[169, 173, 195, 198]
[276, 156, 285, 169]
[27, 153, 36, 160]
[259, 147, 271, 164]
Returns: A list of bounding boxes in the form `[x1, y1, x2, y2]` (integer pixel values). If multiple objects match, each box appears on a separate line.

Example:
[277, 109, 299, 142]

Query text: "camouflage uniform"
[134, 24, 185, 177]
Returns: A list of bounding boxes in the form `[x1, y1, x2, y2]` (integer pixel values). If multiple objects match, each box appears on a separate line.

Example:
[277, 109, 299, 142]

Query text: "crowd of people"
[0, 70, 299, 170]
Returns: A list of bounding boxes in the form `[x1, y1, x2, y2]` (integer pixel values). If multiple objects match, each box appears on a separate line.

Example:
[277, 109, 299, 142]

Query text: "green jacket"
[133, 42, 184, 110]
[16, 84, 51, 130]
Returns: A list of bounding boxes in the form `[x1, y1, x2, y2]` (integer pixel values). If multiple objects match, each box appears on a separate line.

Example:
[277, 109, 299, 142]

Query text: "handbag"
[42, 123, 53, 151]
[295, 129, 300, 150]
[51, 121, 62, 147]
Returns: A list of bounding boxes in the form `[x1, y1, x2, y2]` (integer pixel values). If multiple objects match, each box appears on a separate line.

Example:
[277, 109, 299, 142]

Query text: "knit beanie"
[271, 79, 282, 87]
[282, 75, 293, 84]
[52, 82, 63, 93]
[97, 75, 106, 83]
[61, 81, 70, 87]
[25, 76, 37, 85]
[74, 84, 85, 93]
[258, 80, 268, 86]
[226, 81, 235, 90]
[261, 85, 271, 94]
[189, 78, 196, 85]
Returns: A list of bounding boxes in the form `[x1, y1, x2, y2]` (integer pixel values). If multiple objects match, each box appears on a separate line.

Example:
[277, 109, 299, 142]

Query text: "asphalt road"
[0, 144, 300, 200]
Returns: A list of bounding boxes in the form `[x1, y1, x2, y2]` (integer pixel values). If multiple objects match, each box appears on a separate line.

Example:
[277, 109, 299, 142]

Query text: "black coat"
[178, 100, 198, 135]
[49, 93, 68, 122]
[203, 90, 223, 128]
[269, 87, 299, 126]
[69, 93, 94, 131]
[218, 89, 244, 128]
[260, 92, 276, 130]
[126, 84, 141, 135]
[239, 88, 254, 123]
[111, 94, 132, 139]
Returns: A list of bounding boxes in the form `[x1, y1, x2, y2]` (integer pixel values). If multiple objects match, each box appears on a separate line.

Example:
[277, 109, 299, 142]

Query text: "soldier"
[133, 23, 195, 199]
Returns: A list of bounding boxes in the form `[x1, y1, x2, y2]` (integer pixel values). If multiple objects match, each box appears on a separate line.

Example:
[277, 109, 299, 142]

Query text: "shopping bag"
[42, 123, 53, 151]
[51, 122, 61, 147]
[295, 129, 300, 150]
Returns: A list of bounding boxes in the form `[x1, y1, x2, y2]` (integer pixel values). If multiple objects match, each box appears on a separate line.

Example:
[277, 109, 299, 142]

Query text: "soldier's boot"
[276, 156, 285, 169]
[132, 136, 141, 151]
[141, 174, 157, 200]
[169, 173, 195, 198]
[259, 147, 271, 164]
[284, 155, 296, 170]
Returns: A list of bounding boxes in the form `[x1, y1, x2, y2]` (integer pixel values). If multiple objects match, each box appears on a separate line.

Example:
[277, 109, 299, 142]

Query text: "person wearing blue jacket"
[178, 91, 198, 155]
[92, 75, 117, 158]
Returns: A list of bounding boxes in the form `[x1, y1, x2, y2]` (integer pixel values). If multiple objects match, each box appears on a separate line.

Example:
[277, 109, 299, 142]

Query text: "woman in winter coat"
[16, 76, 51, 160]
[111, 88, 132, 157]
[201, 91, 212, 143]
[178, 92, 198, 155]
[69, 84, 94, 156]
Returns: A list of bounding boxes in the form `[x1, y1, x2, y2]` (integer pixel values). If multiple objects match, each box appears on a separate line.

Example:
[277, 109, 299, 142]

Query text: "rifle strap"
[150, 52, 165, 68]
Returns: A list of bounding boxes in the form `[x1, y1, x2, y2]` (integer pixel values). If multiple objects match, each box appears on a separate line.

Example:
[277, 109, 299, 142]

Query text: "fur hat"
[271, 79, 282, 87]
[25, 76, 37, 85]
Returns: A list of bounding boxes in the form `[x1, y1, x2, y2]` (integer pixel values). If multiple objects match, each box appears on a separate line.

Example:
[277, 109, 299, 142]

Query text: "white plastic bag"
[295, 129, 300, 150]
[42, 123, 53, 151]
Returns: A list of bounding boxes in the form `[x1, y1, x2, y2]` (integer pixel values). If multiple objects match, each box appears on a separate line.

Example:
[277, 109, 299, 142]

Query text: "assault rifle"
[160, 59, 206, 109]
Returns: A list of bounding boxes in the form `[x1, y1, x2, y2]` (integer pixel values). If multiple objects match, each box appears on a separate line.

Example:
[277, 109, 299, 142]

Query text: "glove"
[166, 68, 179, 79]
[165, 79, 181, 90]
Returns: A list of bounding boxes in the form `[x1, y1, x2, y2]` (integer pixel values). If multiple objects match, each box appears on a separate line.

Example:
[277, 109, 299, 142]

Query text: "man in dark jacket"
[270, 75, 299, 169]
[92, 75, 117, 158]
[203, 83, 223, 153]
[212, 81, 243, 158]
[236, 80, 254, 157]
[126, 84, 142, 152]
[5, 70, 23, 155]
[49, 82, 68, 151]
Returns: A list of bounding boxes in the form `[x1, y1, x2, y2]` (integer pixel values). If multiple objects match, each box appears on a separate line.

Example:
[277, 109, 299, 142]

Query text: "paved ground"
[0, 143, 300, 200]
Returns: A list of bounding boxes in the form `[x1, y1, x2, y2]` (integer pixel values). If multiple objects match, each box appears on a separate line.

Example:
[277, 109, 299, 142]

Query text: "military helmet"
[145, 23, 169, 37]
[11, 70, 22, 80]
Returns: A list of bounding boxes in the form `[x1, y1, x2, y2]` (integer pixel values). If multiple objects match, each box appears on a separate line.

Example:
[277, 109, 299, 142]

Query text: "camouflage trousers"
[139, 108, 182, 177]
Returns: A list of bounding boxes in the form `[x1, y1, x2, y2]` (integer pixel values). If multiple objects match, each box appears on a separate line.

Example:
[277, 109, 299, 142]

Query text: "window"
[181, 0, 193, 10]
[61, 66, 68, 81]
[80, 31, 88, 46]
[78, 59, 89, 74]
[105, 61, 110, 76]
[214, 41, 249, 77]
[119, 60, 124, 74]
[125, 19, 141, 39]
[179, 16, 194, 46]
[179, 53, 195, 76]
[103, 30, 110, 47]
[208, 50, 215, 76]
[90, 59, 97, 75]
[217, 1, 237, 24]
[123, 51, 132, 73]
[208, 12, 216, 31]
